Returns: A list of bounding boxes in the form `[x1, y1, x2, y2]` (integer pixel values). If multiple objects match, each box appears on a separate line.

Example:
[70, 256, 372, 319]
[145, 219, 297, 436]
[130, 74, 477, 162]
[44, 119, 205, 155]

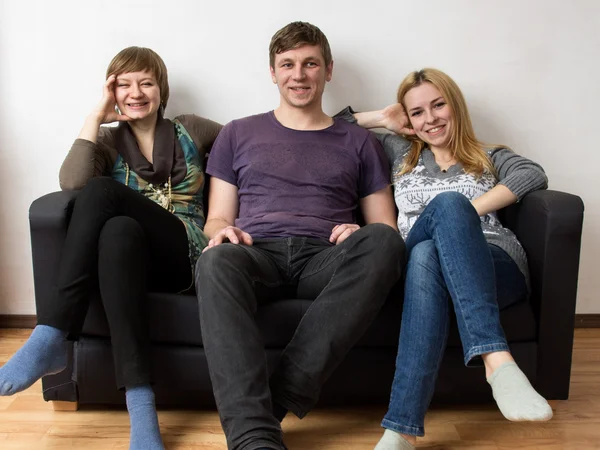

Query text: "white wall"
[0, 0, 598, 314]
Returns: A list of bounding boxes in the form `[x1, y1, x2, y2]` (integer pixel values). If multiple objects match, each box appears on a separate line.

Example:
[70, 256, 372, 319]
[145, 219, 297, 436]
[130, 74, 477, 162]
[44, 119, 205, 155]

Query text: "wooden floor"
[1, 329, 599, 449]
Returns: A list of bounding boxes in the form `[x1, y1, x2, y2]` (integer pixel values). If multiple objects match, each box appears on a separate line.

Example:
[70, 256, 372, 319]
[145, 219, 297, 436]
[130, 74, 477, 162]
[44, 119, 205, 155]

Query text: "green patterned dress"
[111, 119, 208, 274]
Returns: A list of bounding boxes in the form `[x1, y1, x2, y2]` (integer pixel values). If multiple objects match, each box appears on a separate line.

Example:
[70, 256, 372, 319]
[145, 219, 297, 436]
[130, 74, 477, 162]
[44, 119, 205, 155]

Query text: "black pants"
[195, 224, 405, 450]
[37, 177, 191, 389]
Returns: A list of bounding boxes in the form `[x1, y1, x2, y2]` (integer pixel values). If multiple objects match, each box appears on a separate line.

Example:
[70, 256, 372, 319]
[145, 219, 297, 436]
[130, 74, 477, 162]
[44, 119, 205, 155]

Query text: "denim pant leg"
[490, 244, 528, 310]
[382, 240, 450, 436]
[195, 243, 287, 450]
[270, 223, 405, 418]
[405, 192, 509, 365]
[381, 240, 528, 436]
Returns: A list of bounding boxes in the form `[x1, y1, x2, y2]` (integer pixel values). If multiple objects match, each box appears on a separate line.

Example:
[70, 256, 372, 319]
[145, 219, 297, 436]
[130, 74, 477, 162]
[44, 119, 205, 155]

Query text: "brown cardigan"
[59, 114, 223, 190]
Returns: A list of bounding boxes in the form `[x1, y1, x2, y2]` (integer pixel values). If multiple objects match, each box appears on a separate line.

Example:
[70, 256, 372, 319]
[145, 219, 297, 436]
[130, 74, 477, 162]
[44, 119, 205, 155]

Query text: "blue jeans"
[382, 192, 527, 436]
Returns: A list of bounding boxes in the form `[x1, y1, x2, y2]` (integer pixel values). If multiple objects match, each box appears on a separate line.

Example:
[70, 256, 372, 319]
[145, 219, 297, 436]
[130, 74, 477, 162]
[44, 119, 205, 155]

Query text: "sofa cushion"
[81, 290, 537, 349]
[72, 337, 539, 406]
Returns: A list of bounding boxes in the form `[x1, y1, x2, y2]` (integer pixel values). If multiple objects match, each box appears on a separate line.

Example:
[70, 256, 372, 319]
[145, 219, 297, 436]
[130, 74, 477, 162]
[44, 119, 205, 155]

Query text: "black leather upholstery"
[29, 189, 584, 407]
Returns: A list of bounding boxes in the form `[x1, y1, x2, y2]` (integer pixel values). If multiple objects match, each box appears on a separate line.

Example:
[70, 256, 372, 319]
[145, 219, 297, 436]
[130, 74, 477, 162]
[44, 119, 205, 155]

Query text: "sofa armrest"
[29, 190, 79, 307]
[499, 189, 584, 399]
[29, 190, 80, 402]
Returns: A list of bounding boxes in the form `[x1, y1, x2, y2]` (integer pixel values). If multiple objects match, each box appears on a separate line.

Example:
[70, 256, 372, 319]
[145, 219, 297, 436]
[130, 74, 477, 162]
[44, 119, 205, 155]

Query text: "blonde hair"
[269, 21, 332, 68]
[397, 68, 497, 178]
[106, 47, 170, 107]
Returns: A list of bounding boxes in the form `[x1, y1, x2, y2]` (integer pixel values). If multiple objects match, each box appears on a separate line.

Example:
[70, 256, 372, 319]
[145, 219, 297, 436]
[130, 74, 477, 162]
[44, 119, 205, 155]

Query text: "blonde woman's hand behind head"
[381, 103, 415, 136]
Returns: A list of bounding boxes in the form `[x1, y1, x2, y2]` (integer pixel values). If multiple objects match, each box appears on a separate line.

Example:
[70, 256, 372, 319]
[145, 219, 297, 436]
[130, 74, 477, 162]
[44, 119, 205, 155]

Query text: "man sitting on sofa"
[195, 21, 405, 450]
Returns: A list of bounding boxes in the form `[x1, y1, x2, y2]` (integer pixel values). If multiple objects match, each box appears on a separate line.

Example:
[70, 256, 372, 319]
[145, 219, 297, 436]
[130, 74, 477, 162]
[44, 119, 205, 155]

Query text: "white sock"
[374, 429, 415, 450]
[487, 362, 553, 421]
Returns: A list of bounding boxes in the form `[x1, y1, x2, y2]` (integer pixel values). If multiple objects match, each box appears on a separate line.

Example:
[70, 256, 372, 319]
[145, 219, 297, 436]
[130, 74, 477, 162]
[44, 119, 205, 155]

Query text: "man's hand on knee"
[203, 226, 253, 252]
[329, 223, 360, 245]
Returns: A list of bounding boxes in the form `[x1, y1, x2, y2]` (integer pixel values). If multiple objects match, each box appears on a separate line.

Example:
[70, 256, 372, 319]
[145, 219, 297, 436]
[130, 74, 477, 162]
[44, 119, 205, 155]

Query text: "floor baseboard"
[575, 314, 600, 328]
[1, 314, 599, 329]
[0, 315, 37, 329]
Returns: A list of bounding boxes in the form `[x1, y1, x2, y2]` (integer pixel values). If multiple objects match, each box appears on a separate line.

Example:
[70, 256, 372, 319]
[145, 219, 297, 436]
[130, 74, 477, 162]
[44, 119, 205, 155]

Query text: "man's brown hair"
[269, 21, 332, 68]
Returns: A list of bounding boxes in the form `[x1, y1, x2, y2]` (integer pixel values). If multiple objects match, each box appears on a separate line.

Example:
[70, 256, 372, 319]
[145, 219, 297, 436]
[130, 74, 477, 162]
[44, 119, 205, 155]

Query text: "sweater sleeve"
[177, 114, 223, 161]
[489, 147, 548, 200]
[58, 127, 116, 190]
[333, 106, 412, 167]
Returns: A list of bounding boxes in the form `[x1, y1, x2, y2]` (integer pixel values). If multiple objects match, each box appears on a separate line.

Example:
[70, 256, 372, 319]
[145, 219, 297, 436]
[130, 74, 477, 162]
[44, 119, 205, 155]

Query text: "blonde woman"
[338, 68, 552, 449]
[0, 47, 221, 450]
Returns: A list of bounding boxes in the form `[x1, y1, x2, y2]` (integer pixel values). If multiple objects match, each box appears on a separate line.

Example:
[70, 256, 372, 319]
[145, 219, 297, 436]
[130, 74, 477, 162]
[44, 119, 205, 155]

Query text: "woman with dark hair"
[0, 46, 221, 450]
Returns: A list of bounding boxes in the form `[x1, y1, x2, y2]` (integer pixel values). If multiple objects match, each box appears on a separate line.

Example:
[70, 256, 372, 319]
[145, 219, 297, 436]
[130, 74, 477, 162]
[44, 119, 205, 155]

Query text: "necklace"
[125, 163, 174, 213]
[439, 163, 454, 172]
[436, 157, 456, 172]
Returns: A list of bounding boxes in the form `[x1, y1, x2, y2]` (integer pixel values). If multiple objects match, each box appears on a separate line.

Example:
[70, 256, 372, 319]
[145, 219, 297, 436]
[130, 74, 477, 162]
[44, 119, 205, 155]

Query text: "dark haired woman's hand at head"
[77, 74, 132, 143]
[94, 74, 133, 124]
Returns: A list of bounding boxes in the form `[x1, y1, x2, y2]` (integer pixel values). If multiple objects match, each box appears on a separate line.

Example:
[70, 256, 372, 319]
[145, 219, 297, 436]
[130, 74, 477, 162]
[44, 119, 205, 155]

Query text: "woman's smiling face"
[114, 70, 161, 121]
[404, 81, 453, 151]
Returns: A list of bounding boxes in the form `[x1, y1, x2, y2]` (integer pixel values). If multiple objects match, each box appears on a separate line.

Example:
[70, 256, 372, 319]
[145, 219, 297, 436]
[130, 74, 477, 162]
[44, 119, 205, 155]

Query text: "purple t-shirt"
[206, 111, 390, 241]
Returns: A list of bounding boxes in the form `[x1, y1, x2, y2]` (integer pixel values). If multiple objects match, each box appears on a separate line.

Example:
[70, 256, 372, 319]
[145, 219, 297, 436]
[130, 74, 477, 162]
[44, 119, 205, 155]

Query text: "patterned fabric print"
[394, 156, 490, 239]
[111, 120, 208, 274]
[392, 153, 525, 261]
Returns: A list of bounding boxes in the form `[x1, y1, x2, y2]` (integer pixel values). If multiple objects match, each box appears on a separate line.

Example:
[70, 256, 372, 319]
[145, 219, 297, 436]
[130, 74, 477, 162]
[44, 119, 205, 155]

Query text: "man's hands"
[203, 223, 361, 250]
[329, 223, 360, 245]
[203, 221, 362, 251]
[203, 226, 253, 253]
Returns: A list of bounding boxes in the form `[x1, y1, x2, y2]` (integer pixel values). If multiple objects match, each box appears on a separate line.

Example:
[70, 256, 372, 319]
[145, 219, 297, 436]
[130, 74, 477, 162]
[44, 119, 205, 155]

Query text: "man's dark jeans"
[195, 223, 405, 450]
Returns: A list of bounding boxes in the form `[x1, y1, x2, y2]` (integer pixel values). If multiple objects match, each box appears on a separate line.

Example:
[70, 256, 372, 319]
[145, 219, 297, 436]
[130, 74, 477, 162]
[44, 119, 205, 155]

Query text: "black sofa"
[29, 188, 584, 410]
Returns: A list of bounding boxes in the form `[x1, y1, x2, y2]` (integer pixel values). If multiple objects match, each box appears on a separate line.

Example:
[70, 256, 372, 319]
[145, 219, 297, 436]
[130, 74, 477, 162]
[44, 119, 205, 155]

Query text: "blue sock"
[126, 384, 164, 450]
[0, 324, 68, 395]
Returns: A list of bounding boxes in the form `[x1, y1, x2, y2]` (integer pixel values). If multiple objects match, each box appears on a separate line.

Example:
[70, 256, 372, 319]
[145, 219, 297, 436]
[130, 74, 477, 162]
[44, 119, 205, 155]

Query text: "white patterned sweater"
[336, 107, 549, 281]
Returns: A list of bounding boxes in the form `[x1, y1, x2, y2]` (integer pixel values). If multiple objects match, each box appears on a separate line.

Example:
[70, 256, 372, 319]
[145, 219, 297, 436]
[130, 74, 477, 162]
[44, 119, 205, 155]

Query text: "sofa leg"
[52, 401, 79, 411]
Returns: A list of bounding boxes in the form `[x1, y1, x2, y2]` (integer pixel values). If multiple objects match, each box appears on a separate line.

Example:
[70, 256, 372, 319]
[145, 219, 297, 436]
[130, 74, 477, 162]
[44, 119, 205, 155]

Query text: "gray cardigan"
[335, 107, 548, 281]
